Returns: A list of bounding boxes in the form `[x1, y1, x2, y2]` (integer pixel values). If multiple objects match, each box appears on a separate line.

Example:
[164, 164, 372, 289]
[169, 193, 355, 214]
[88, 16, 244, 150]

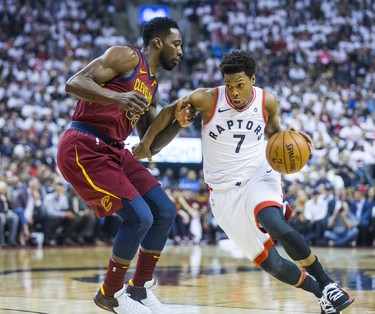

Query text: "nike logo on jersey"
[139, 68, 148, 74]
[266, 169, 272, 173]
[218, 108, 231, 113]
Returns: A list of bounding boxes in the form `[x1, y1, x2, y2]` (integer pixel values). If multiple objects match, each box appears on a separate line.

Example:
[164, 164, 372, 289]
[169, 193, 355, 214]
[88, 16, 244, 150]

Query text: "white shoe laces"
[324, 283, 344, 302]
[319, 297, 337, 314]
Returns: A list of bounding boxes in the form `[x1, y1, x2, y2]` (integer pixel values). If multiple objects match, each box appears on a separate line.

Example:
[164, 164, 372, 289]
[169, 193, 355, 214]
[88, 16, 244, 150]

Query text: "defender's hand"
[175, 99, 196, 127]
[114, 91, 149, 115]
[132, 142, 153, 162]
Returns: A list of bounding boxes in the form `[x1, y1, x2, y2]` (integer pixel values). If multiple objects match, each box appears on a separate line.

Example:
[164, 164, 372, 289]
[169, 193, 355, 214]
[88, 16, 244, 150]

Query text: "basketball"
[266, 130, 311, 174]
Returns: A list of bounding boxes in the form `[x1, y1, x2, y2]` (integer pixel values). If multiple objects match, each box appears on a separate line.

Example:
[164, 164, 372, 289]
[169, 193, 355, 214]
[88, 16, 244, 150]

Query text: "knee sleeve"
[118, 196, 154, 231]
[260, 247, 302, 285]
[257, 206, 311, 261]
[144, 186, 176, 225]
[277, 230, 311, 261]
[112, 196, 153, 259]
[257, 206, 293, 238]
[141, 185, 177, 250]
[260, 247, 283, 277]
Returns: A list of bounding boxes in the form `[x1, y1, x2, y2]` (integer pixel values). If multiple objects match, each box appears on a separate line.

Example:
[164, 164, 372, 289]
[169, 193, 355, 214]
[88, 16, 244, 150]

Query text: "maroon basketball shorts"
[57, 129, 159, 218]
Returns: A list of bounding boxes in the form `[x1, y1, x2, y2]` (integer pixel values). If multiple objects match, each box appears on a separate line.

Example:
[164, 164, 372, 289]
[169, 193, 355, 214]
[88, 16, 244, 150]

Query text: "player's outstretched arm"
[132, 99, 191, 160]
[132, 88, 210, 160]
[149, 100, 196, 155]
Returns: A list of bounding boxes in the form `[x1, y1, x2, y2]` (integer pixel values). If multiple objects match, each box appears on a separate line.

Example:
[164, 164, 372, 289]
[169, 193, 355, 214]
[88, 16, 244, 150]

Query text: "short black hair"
[219, 50, 256, 78]
[142, 17, 179, 47]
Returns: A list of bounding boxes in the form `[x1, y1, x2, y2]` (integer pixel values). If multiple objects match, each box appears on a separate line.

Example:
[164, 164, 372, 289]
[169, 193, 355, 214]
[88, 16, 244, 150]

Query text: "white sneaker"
[94, 284, 151, 314]
[318, 296, 341, 314]
[126, 279, 173, 314]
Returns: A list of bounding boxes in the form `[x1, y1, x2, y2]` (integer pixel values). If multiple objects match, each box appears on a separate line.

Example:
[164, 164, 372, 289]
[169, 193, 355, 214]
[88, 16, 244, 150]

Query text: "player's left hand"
[132, 142, 153, 162]
[175, 99, 196, 127]
[290, 128, 313, 152]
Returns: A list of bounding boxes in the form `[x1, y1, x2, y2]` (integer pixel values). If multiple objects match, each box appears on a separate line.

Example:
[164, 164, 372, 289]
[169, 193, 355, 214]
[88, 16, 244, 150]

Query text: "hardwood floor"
[0, 242, 374, 313]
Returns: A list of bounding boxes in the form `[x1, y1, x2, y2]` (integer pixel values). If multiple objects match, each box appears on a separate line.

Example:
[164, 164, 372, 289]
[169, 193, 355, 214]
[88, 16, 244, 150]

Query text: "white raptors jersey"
[202, 85, 269, 189]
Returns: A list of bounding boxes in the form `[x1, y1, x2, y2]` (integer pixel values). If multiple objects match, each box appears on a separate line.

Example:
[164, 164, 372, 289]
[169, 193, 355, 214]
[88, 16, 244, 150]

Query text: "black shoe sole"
[335, 297, 354, 312]
[93, 291, 118, 314]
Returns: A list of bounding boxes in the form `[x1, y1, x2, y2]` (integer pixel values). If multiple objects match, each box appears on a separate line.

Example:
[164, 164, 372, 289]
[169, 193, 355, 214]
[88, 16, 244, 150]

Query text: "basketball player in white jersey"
[133, 50, 354, 313]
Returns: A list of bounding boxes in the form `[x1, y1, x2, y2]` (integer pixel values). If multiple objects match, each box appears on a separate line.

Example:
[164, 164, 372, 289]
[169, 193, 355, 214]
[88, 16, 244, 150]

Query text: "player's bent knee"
[260, 249, 283, 277]
[121, 210, 153, 232]
[161, 199, 177, 221]
[137, 212, 154, 231]
[119, 197, 154, 231]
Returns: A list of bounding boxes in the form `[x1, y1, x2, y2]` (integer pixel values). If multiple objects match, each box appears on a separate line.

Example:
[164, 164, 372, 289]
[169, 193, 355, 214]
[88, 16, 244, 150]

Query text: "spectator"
[68, 188, 98, 244]
[339, 119, 363, 143]
[349, 187, 373, 246]
[0, 181, 19, 247]
[160, 168, 177, 189]
[146, 162, 161, 179]
[178, 169, 201, 193]
[303, 189, 329, 245]
[12, 178, 32, 246]
[324, 191, 359, 247]
[289, 209, 315, 245]
[167, 189, 192, 245]
[42, 178, 80, 246]
[370, 187, 375, 247]
[23, 177, 45, 237]
[176, 190, 204, 244]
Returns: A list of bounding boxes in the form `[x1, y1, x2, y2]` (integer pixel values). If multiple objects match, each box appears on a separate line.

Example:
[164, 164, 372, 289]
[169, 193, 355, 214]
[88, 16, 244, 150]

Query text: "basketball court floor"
[0, 241, 374, 313]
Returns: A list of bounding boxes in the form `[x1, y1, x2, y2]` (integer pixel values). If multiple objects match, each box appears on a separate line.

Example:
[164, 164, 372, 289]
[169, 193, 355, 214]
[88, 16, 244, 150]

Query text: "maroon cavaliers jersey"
[72, 49, 158, 144]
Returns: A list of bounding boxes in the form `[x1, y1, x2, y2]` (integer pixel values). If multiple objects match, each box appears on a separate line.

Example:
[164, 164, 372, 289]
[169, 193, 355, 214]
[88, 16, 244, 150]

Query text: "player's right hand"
[290, 127, 313, 153]
[115, 91, 149, 115]
[132, 142, 153, 162]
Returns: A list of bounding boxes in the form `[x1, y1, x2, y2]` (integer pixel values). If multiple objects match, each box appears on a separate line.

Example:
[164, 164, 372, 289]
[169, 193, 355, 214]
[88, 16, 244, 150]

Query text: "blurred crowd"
[0, 0, 374, 249]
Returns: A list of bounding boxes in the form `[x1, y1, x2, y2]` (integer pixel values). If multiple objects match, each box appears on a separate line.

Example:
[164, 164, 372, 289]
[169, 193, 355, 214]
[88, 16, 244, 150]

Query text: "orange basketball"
[266, 130, 311, 174]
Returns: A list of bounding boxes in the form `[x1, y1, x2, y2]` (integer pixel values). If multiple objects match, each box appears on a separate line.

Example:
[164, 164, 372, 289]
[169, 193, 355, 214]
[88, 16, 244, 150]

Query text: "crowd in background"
[0, 0, 374, 249]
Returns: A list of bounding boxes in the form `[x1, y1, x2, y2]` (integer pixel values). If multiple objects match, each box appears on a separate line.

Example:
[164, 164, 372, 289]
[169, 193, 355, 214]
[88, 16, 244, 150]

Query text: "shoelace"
[319, 297, 337, 314]
[325, 283, 344, 302]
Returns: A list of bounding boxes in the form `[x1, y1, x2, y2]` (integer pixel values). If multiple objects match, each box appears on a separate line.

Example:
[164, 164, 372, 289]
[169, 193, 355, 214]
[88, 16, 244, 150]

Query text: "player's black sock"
[297, 272, 322, 298]
[304, 256, 332, 291]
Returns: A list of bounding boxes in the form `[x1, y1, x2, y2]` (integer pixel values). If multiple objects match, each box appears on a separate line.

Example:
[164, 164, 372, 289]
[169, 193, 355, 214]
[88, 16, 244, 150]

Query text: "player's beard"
[160, 51, 178, 71]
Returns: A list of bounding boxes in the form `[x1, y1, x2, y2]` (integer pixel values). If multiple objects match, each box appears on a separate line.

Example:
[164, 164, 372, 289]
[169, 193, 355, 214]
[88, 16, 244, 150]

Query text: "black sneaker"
[322, 282, 354, 311]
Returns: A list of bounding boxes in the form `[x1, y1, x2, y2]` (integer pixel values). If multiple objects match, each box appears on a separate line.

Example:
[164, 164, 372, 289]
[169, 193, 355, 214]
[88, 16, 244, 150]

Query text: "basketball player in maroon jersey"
[132, 50, 354, 314]
[57, 17, 193, 314]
